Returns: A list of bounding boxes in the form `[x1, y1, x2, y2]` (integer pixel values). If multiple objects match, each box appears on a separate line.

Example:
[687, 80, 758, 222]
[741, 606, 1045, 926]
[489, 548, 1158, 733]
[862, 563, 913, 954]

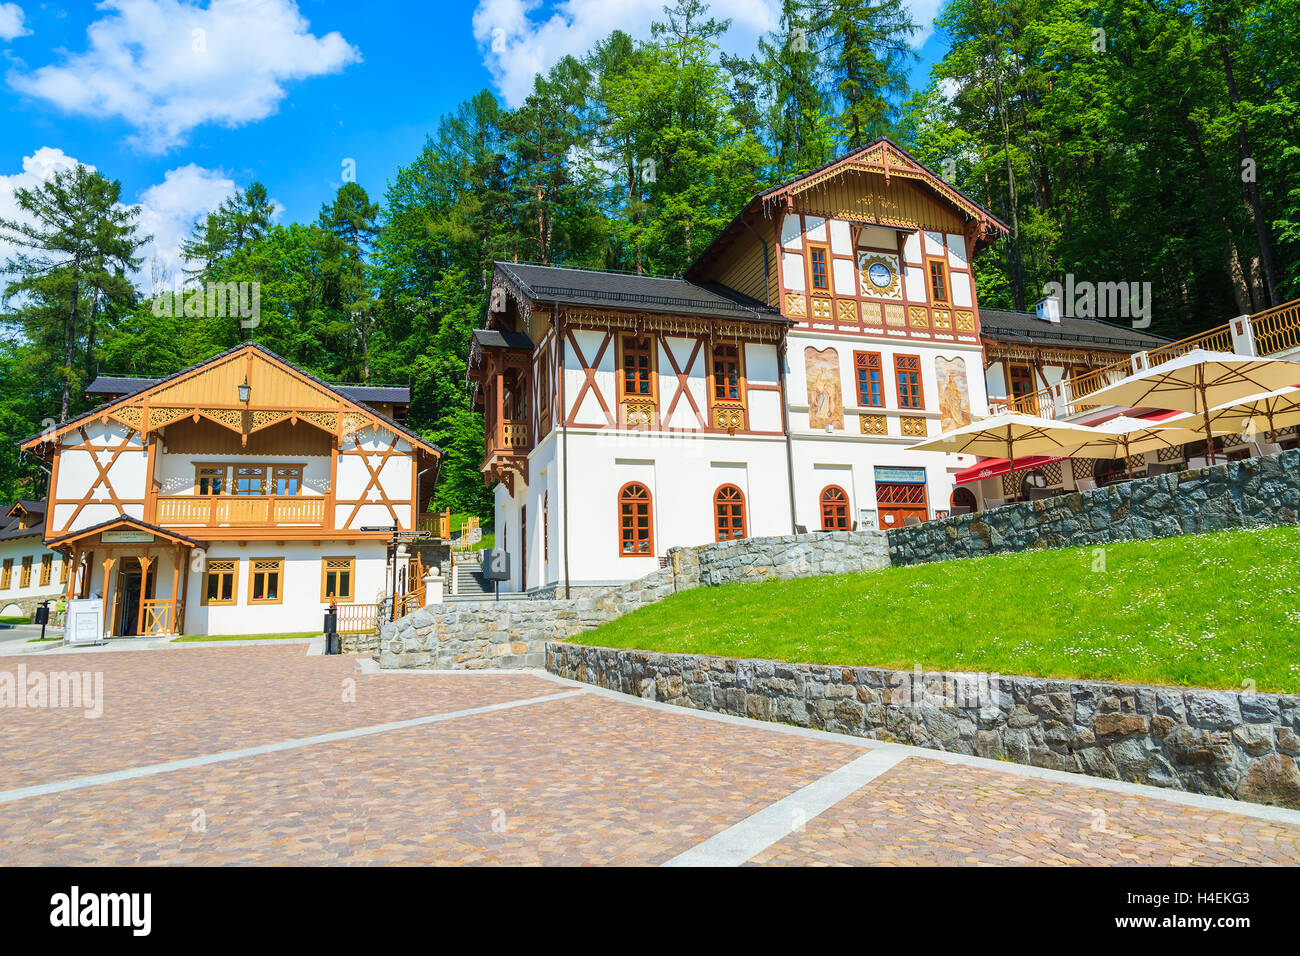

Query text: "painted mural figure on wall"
[804, 347, 844, 430]
[936, 356, 971, 433]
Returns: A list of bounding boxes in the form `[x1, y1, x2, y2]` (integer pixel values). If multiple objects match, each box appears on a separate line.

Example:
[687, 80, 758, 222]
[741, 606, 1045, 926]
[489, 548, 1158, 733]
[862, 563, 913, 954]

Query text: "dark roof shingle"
[979, 309, 1169, 352]
[496, 262, 786, 323]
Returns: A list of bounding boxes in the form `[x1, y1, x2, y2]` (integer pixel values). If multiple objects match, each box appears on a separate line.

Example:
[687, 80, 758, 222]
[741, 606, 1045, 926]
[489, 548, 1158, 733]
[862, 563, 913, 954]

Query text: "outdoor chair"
[794, 524, 808, 535]
[1145, 462, 1172, 477]
[1252, 441, 1283, 457]
[948, 505, 972, 516]
[1028, 486, 1055, 501]
[1186, 456, 1209, 469]
[982, 497, 1005, 510]
[1074, 478, 1097, 492]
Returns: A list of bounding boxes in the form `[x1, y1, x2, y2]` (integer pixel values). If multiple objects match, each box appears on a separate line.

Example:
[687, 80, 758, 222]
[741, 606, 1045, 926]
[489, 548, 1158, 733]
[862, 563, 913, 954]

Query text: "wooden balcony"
[154, 494, 327, 528]
[485, 418, 531, 458]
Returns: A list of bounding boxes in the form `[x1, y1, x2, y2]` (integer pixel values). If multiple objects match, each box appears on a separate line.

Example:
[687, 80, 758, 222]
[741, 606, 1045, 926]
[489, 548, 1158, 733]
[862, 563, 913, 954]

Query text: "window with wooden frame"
[820, 485, 850, 531]
[202, 558, 238, 606]
[619, 335, 655, 399]
[894, 354, 924, 409]
[249, 558, 284, 604]
[19, 556, 32, 588]
[59, 556, 70, 585]
[711, 343, 743, 401]
[807, 244, 831, 292]
[618, 482, 653, 556]
[232, 466, 266, 496]
[854, 351, 885, 407]
[321, 557, 355, 603]
[1008, 364, 1036, 400]
[714, 485, 746, 542]
[196, 465, 224, 495]
[39, 554, 52, 587]
[272, 466, 303, 496]
[926, 257, 951, 305]
[0, 559, 10, 589]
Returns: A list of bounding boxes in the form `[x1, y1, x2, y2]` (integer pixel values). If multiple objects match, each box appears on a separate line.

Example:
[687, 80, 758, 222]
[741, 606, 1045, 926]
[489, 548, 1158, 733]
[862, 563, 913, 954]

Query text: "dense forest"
[2, 0, 1296, 515]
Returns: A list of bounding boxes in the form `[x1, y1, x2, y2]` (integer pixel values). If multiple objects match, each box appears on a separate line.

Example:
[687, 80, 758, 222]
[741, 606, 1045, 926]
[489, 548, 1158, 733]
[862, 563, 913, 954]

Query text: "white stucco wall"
[51, 421, 147, 535]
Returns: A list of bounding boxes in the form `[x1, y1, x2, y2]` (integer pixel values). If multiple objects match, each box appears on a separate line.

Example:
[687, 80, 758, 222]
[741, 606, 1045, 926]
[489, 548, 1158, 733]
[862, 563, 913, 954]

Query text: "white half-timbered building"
[0, 501, 67, 619]
[19, 343, 440, 637]
[472, 139, 1020, 595]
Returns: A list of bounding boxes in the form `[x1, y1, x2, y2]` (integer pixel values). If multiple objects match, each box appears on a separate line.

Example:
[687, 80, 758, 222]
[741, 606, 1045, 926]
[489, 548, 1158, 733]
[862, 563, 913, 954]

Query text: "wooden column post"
[101, 554, 116, 636]
[137, 554, 152, 636]
[170, 545, 182, 634]
[65, 546, 81, 604]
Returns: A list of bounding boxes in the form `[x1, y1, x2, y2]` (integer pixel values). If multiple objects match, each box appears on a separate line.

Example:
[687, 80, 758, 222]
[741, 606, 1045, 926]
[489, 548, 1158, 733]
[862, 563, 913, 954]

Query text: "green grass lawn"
[172, 632, 319, 643]
[577, 525, 1300, 694]
[0, 616, 30, 625]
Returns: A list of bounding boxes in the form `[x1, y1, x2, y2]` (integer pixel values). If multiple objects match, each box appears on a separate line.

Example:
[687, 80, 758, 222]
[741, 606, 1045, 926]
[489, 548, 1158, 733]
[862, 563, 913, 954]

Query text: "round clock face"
[868, 262, 894, 288]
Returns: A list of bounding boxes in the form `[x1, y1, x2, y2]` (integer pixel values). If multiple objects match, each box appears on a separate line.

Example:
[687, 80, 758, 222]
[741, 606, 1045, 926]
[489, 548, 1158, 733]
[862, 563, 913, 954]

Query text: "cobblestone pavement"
[2, 645, 1298, 865]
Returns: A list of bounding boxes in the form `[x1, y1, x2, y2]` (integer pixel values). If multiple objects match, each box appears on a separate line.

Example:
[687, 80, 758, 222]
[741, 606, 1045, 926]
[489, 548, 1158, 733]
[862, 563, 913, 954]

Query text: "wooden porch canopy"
[19, 342, 442, 460]
[47, 517, 198, 637]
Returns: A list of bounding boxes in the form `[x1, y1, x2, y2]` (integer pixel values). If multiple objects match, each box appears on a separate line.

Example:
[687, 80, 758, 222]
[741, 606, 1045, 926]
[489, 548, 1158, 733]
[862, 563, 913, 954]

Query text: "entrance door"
[876, 481, 929, 529]
[115, 560, 155, 636]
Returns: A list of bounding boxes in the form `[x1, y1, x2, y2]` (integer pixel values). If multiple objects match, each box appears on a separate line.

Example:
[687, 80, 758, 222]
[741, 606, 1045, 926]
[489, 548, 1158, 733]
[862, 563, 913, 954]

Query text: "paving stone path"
[1, 644, 1297, 865]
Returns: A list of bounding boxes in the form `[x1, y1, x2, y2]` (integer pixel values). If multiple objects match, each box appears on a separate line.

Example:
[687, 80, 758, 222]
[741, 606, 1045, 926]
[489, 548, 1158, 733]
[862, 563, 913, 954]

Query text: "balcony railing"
[155, 495, 326, 527]
[486, 418, 531, 457]
[998, 297, 1300, 420]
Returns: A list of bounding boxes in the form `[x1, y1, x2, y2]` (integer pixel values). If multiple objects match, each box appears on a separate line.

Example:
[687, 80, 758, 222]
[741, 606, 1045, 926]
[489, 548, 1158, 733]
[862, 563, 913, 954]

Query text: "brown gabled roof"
[19, 342, 441, 458]
[44, 516, 198, 550]
[686, 137, 1009, 283]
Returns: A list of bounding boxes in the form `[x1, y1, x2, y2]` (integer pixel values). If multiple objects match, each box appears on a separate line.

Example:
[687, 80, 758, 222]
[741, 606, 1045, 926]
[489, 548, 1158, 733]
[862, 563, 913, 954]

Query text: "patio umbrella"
[1075, 349, 1300, 464]
[1059, 416, 1207, 478]
[909, 411, 1100, 478]
[1168, 386, 1300, 445]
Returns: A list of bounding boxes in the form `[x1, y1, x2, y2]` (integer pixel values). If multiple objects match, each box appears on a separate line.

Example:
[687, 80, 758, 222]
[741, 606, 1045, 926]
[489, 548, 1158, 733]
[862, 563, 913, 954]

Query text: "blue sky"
[1, 0, 949, 290]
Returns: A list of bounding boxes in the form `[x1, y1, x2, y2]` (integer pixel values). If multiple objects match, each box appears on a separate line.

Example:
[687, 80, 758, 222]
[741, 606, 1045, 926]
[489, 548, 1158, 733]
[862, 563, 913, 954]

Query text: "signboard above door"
[102, 530, 156, 543]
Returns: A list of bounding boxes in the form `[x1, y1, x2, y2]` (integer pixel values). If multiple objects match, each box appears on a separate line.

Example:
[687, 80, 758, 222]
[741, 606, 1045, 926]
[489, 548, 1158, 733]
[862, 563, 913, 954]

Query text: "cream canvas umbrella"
[1075, 349, 1300, 464]
[909, 411, 1100, 478]
[1167, 386, 1300, 445]
[1059, 415, 1207, 478]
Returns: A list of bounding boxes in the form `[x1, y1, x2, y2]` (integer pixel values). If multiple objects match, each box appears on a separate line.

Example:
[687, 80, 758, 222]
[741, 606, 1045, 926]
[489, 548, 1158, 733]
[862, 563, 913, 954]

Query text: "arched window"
[714, 485, 746, 541]
[820, 485, 850, 530]
[618, 482, 653, 556]
[1019, 469, 1048, 498]
[950, 487, 977, 511]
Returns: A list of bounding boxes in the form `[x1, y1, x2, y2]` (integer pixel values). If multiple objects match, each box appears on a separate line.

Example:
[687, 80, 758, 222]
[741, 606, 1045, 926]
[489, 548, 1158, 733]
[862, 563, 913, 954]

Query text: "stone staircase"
[446, 550, 527, 602]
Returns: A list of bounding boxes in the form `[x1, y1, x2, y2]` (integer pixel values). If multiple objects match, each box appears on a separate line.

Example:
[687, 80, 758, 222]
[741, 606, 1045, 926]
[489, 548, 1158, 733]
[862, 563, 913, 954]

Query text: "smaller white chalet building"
[19, 344, 441, 637]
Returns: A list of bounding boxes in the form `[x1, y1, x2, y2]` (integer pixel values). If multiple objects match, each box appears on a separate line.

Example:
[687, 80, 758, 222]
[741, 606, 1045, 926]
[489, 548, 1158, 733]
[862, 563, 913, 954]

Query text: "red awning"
[954, 455, 1066, 485]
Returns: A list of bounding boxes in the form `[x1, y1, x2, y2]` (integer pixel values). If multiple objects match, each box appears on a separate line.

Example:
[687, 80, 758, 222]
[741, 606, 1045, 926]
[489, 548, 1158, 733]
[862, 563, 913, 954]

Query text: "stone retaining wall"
[377, 531, 889, 669]
[547, 643, 1300, 808]
[888, 449, 1300, 565]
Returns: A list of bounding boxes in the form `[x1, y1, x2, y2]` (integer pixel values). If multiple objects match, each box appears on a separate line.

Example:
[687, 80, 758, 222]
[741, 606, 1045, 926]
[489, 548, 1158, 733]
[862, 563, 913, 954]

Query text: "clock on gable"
[857, 252, 901, 298]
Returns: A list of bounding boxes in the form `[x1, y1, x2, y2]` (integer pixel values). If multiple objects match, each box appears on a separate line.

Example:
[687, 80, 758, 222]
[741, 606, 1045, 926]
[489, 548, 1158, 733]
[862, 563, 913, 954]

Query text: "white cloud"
[0, 2, 29, 41]
[135, 163, 239, 291]
[907, 0, 945, 48]
[0, 147, 83, 279]
[473, 0, 780, 107]
[7, 0, 360, 152]
[473, 0, 944, 107]
[0, 147, 244, 294]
